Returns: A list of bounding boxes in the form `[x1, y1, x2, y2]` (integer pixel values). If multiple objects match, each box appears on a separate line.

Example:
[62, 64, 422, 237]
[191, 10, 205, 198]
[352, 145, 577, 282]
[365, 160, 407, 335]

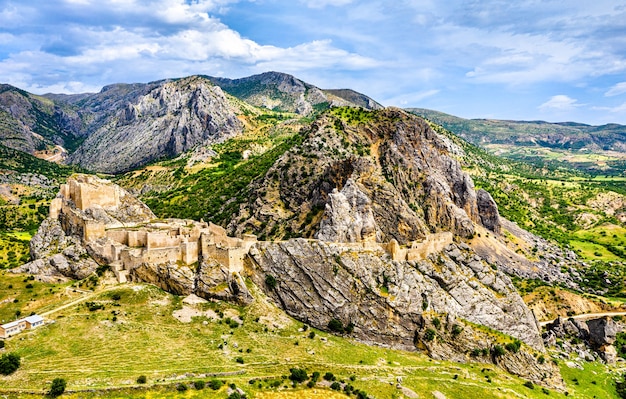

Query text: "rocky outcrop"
[247, 239, 543, 350]
[13, 218, 98, 280]
[246, 238, 559, 385]
[476, 189, 501, 234]
[317, 178, 381, 242]
[68, 76, 243, 173]
[543, 316, 623, 364]
[231, 108, 490, 242]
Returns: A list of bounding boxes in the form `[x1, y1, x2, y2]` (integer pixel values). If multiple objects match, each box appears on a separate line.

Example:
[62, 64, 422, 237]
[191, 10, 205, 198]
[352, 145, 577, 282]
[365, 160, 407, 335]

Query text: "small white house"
[23, 315, 44, 329]
[0, 314, 45, 339]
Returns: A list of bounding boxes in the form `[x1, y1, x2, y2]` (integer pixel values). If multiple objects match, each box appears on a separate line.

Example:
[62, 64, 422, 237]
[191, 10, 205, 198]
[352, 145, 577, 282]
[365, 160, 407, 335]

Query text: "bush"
[208, 379, 224, 390]
[228, 392, 242, 399]
[176, 383, 188, 392]
[491, 345, 506, 358]
[328, 319, 344, 333]
[289, 368, 308, 383]
[524, 381, 535, 389]
[424, 328, 436, 341]
[308, 331, 316, 339]
[194, 380, 205, 390]
[136, 375, 147, 384]
[451, 324, 463, 337]
[323, 372, 336, 381]
[330, 381, 341, 391]
[0, 353, 20, 375]
[48, 378, 67, 397]
[432, 317, 441, 329]
[235, 356, 244, 364]
[265, 274, 277, 289]
[505, 340, 521, 353]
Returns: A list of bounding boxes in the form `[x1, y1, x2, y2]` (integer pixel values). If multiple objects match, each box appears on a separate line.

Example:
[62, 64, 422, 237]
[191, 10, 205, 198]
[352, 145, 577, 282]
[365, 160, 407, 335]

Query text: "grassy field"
[0, 273, 622, 398]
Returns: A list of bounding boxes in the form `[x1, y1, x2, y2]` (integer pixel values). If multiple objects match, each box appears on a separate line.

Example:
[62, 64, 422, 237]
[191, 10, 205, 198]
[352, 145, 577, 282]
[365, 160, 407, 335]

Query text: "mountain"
[204, 71, 383, 115]
[0, 84, 84, 155]
[408, 108, 626, 173]
[0, 73, 382, 175]
[66, 76, 244, 173]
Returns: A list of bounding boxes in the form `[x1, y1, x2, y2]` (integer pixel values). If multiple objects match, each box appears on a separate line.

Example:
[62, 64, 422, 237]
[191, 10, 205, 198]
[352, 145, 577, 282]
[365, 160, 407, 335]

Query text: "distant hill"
[204, 71, 383, 115]
[408, 108, 626, 173]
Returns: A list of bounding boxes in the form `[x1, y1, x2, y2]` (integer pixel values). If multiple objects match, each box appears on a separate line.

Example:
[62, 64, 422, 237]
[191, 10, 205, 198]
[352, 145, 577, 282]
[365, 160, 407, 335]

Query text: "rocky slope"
[205, 72, 383, 115]
[0, 84, 83, 154]
[67, 76, 244, 173]
[230, 107, 497, 242]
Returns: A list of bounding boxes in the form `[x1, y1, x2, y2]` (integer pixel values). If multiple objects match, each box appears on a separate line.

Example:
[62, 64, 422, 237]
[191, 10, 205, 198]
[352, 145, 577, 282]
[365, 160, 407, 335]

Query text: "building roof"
[24, 315, 43, 324]
[1, 320, 20, 329]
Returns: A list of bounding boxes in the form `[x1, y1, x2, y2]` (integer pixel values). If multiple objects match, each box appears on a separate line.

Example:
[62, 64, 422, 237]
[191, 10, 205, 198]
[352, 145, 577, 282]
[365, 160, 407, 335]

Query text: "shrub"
[308, 331, 316, 339]
[265, 274, 277, 289]
[0, 353, 20, 375]
[330, 381, 341, 390]
[235, 356, 244, 364]
[524, 381, 535, 389]
[176, 383, 188, 392]
[194, 380, 205, 390]
[289, 368, 308, 383]
[424, 328, 436, 341]
[48, 378, 67, 397]
[323, 372, 336, 381]
[328, 319, 344, 333]
[208, 379, 224, 390]
[432, 317, 441, 329]
[451, 324, 463, 337]
[491, 345, 506, 358]
[228, 392, 242, 399]
[136, 375, 147, 384]
[505, 340, 521, 353]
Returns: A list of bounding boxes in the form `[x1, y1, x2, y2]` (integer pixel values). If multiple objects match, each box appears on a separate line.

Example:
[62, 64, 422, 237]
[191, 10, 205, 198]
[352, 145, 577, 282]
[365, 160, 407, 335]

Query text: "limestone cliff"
[246, 239, 561, 387]
[68, 76, 243, 173]
[230, 108, 492, 242]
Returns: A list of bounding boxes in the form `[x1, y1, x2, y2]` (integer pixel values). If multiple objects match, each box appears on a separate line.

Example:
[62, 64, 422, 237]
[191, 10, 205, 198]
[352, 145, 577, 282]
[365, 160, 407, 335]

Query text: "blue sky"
[2, 0, 626, 124]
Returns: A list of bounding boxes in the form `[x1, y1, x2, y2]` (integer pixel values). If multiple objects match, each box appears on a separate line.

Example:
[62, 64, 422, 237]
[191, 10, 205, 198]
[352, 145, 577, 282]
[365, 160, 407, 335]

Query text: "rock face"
[246, 238, 560, 386]
[317, 178, 381, 242]
[231, 108, 489, 242]
[476, 189, 501, 234]
[543, 316, 624, 364]
[247, 239, 542, 350]
[68, 76, 243, 173]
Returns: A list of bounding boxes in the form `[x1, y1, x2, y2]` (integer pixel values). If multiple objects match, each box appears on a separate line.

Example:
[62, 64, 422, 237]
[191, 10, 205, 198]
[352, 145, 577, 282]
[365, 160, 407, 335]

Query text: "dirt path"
[538, 311, 626, 327]
[40, 286, 118, 317]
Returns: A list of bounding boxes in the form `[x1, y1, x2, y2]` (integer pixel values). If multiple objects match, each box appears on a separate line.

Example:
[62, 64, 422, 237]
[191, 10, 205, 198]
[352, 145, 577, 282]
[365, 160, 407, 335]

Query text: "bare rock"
[477, 189, 501, 234]
[317, 178, 381, 242]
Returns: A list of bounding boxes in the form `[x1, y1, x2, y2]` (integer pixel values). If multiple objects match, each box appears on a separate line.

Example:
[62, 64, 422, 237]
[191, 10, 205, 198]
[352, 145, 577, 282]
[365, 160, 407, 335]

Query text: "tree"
[48, 378, 66, 397]
[136, 375, 147, 384]
[0, 353, 20, 375]
[265, 274, 277, 289]
[289, 368, 308, 383]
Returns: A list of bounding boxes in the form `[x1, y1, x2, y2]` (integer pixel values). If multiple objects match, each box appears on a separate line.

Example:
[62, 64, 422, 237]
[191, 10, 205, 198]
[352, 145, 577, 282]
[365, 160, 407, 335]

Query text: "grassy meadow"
[0, 272, 622, 398]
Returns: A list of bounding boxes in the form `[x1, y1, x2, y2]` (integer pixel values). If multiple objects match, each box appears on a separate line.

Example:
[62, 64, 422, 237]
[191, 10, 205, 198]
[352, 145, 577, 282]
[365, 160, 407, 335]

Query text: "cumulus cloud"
[539, 95, 582, 112]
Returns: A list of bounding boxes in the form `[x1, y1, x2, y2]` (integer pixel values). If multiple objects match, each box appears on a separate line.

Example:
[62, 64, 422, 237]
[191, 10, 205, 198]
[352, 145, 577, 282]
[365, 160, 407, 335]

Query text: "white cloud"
[301, 0, 354, 9]
[538, 95, 582, 111]
[605, 82, 626, 97]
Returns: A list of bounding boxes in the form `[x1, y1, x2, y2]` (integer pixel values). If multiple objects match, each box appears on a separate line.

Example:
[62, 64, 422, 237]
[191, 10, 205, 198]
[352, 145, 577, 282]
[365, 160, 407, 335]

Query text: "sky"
[2, 1, 626, 125]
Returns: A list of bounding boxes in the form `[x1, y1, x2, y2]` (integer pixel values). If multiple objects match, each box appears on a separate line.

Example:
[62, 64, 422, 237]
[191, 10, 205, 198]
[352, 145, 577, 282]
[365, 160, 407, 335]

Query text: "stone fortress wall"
[50, 175, 456, 283]
[50, 175, 257, 283]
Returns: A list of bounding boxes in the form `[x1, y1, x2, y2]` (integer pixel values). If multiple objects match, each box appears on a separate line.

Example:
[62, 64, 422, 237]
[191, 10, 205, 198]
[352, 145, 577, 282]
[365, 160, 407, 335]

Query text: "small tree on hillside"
[48, 378, 67, 397]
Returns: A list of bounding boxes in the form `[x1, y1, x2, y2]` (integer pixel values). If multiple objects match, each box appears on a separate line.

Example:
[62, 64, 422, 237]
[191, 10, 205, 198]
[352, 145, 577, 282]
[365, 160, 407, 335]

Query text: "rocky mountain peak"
[67, 76, 243, 173]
